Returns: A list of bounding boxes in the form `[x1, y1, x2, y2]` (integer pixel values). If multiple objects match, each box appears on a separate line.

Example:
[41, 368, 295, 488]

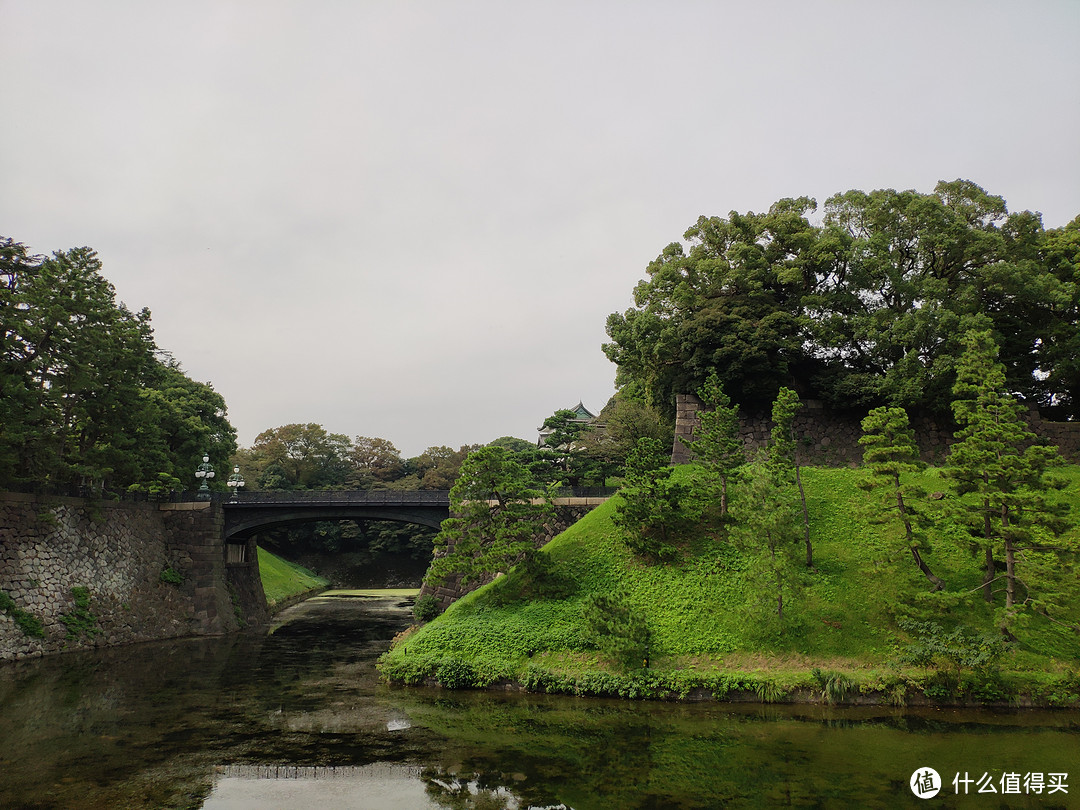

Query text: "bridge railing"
[174, 486, 617, 505]
[218, 489, 452, 505]
[4, 484, 618, 505]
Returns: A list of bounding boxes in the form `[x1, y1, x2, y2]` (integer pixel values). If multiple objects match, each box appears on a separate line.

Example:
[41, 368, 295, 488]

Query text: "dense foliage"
[425, 446, 558, 587]
[604, 181, 1080, 419]
[943, 330, 1076, 636]
[0, 237, 236, 493]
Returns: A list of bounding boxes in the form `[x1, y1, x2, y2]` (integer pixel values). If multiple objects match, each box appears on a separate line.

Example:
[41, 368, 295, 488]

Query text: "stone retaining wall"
[0, 493, 267, 661]
[672, 393, 1080, 466]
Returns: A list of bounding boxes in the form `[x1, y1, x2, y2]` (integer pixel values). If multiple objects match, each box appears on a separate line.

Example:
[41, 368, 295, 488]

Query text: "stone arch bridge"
[222, 489, 452, 539]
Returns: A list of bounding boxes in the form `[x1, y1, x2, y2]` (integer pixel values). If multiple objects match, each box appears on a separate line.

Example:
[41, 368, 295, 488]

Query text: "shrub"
[435, 658, 476, 690]
[413, 594, 442, 623]
[60, 586, 100, 640]
[490, 549, 574, 605]
[898, 619, 1005, 695]
[0, 590, 44, 638]
[581, 591, 650, 671]
[811, 668, 858, 704]
[159, 567, 183, 586]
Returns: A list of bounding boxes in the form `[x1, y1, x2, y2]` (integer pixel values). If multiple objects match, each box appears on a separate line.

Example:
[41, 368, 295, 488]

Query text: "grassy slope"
[257, 546, 330, 608]
[380, 464, 1080, 701]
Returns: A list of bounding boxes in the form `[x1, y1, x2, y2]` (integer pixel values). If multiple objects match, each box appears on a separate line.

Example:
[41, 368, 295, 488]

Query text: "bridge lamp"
[227, 465, 245, 501]
[195, 454, 215, 501]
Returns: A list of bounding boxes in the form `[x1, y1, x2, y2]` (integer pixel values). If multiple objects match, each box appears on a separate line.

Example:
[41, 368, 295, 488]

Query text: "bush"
[811, 668, 858, 704]
[581, 591, 650, 671]
[435, 658, 476, 690]
[490, 549, 574, 605]
[0, 590, 44, 638]
[159, 567, 183, 586]
[413, 594, 442, 623]
[898, 619, 1005, 696]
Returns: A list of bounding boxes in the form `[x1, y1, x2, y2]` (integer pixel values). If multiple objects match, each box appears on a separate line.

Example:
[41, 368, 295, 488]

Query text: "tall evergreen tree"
[858, 406, 944, 591]
[612, 437, 694, 561]
[684, 371, 744, 516]
[944, 330, 1076, 635]
[0, 238, 236, 492]
[730, 457, 803, 627]
[769, 388, 812, 567]
[426, 447, 556, 587]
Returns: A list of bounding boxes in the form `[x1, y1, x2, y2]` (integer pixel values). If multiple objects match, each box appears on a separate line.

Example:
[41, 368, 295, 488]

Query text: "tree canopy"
[604, 181, 1080, 419]
[0, 237, 236, 493]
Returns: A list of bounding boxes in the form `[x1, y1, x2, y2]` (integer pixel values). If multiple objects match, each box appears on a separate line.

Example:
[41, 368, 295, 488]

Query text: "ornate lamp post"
[195, 454, 215, 501]
[227, 465, 245, 501]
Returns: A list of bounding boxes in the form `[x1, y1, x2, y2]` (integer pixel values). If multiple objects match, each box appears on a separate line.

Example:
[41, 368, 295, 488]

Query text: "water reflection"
[0, 594, 1077, 809]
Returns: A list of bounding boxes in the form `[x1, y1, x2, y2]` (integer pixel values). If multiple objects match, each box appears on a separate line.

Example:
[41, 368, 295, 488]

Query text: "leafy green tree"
[858, 406, 944, 591]
[136, 359, 236, 492]
[425, 447, 556, 587]
[349, 435, 404, 488]
[603, 199, 818, 416]
[944, 330, 1076, 635]
[0, 238, 236, 493]
[684, 371, 744, 516]
[596, 393, 672, 469]
[246, 424, 351, 490]
[1037, 215, 1080, 419]
[603, 183, 1080, 419]
[411, 445, 482, 490]
[486, 436, 535, 454]
[612, 437, 695, 561]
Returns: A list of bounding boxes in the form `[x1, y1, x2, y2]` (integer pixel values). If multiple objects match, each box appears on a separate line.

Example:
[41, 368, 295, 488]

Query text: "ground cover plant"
[379, 463, 1080, 705]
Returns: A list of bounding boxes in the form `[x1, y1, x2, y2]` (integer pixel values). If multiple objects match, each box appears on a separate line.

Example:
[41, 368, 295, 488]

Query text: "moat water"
[1, 593, 1077, 809]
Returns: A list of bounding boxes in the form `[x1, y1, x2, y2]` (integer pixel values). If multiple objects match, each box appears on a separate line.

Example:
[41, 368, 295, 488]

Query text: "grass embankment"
[379, 465, 1080, 705]
[257, 546, 330, 610]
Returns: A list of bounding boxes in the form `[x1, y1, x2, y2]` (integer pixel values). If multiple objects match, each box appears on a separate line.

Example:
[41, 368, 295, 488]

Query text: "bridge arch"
[222, 491, 451, 540]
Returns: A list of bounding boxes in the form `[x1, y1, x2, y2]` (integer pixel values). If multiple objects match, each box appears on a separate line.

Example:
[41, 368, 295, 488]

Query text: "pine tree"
[769, 388, 812, 567]
[612, 437, 694, 561]
[730, 457, 803, 627]
[684, 371, 744, 516]
[858, 406, 944, 591]
[944, 330, 1076, 635]
[425, 447, 556, 587]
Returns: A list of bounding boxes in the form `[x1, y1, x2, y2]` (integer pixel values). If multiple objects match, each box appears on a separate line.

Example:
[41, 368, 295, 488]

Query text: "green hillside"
[379, 465, 1080, 704]
[257, 546, 329, 609]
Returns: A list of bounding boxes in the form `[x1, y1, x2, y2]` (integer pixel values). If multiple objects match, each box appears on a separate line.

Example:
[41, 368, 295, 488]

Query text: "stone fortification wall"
[0, 493, 267, 661]
[672, 393, 1080, 466]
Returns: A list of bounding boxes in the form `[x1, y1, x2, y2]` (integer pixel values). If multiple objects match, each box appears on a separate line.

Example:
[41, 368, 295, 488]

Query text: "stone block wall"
[0, 493, 267, 662]
[672, 393, 1080, 466]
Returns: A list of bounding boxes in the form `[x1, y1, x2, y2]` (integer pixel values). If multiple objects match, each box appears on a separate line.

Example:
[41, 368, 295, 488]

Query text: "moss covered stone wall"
[0, 493, 267, 661]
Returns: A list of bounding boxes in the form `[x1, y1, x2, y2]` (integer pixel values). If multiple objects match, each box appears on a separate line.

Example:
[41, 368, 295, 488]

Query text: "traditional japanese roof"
[568, 401, 596, 421]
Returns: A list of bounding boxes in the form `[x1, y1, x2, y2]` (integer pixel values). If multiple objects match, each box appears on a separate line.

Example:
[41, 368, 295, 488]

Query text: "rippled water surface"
[1, 594, 1077, 809]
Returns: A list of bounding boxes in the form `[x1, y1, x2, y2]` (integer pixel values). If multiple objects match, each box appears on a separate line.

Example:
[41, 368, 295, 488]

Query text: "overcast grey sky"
[3, 1, 1079, 457]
